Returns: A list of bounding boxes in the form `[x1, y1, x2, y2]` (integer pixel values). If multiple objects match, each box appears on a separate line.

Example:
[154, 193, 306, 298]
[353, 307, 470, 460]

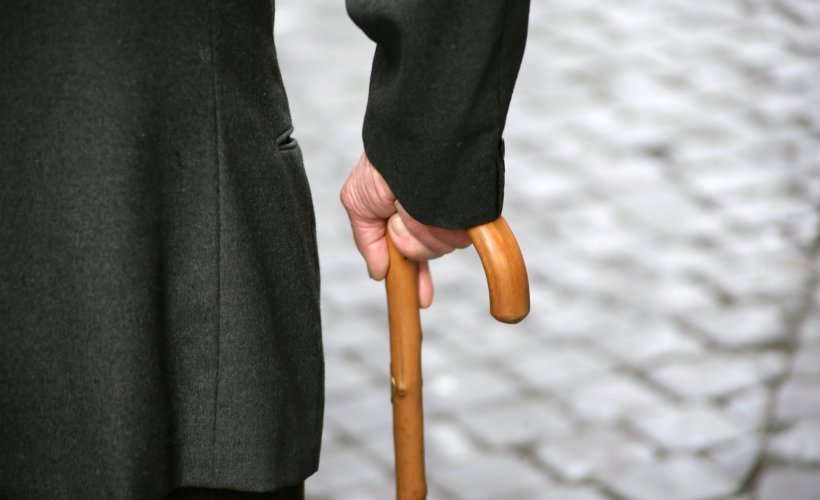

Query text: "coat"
[0, 0, 529, 498]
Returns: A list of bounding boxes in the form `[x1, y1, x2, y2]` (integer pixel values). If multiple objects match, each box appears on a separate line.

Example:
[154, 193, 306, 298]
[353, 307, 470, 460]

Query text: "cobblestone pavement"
[275, 0, 820, 498]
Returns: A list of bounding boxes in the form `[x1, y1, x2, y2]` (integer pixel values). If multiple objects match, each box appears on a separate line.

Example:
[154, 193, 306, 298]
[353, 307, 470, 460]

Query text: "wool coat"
[0, 0, 529, 498]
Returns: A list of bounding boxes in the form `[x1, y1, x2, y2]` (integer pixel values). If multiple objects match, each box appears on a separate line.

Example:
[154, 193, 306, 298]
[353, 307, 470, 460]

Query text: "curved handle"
[466, 216, 530, 324]
[384, 215, 528, 500]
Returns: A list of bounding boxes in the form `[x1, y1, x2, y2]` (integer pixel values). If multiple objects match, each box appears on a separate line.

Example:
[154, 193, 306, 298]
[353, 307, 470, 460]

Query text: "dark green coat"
[0, 0, 528, 498]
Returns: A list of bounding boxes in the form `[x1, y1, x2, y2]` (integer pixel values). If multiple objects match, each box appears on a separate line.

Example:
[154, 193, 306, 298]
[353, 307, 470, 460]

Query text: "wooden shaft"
[384, 216, 529, 500]
[466, 216, 530, 324]
[385, 235, 427, 500]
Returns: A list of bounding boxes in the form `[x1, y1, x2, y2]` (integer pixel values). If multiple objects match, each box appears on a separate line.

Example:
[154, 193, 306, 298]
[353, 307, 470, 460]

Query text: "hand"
[340, 153, 471, 308]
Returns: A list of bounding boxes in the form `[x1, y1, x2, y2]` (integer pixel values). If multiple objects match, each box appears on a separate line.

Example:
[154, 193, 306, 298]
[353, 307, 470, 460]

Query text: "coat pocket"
[273, 127, 318, 258]
[275, 126, 300, 152]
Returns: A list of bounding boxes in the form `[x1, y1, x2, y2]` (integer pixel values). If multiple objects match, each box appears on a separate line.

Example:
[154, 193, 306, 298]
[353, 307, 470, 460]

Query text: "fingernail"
[389, 216, 409, 239]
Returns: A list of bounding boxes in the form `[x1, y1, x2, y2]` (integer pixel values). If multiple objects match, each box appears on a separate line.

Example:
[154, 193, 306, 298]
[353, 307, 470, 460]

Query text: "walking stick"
[385, 216, 530, 500]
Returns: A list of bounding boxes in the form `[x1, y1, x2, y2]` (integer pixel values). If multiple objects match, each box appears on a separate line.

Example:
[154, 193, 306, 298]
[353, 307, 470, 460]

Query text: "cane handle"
[466, 216, 530, 324]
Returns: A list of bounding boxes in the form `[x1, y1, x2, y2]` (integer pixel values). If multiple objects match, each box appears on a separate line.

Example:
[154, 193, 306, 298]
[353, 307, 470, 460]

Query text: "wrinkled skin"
[340, 153, 471, 307]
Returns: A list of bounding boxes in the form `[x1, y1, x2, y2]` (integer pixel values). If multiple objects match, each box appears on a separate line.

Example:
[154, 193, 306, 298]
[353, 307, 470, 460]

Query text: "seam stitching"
[495, 3, 510, 214]
[207, 0, 223, 484]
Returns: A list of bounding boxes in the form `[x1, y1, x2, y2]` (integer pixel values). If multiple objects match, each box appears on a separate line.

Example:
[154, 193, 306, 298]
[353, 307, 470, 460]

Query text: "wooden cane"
[385, 215, 529, 500]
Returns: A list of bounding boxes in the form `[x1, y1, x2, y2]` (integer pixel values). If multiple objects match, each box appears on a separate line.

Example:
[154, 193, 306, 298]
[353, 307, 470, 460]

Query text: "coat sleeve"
[347, 0, 530, 229]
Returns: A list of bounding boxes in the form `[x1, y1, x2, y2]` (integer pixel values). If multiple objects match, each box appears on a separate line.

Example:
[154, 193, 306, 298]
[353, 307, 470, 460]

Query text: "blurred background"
[275, 0, 820, 498]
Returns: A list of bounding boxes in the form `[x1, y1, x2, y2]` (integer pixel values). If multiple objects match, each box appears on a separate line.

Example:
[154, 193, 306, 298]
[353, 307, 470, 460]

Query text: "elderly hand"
[340, 153, 471, 308]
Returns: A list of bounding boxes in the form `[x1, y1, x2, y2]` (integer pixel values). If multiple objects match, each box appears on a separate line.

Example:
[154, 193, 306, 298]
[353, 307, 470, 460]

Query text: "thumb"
[417, 261, 434, 309]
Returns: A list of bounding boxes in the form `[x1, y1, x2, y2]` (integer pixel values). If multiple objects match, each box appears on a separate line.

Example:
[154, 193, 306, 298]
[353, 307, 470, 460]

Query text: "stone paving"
[275, 0, 820, 498]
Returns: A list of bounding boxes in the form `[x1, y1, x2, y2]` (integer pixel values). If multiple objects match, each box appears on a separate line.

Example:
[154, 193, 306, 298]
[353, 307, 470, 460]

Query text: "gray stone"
[775, 378, 820, 422]
[685, 163, 791, 197]
[721, 198, 815, 235]
[690, 303, 786, 348]
[515, 167, 583, 201]
[306, 446, 388, 496]
[358, 421, 396, 469]
[792, 345, 820, 377]
[632, 404, 756, 451]
[596, 321, 703, 366]
[457, 398, 574, 447]
[430, 312, 551, 363]
[560, 217, 649, 260]
[600, 457, 738, 500]
[320, 421, 341, 448]
[504, 345, 614, 393]
[531, 485, 610, 500]
[645, 277, 718, 315]
[439, 454, 554, 500]
[535, 293, 630, 340]
[769, 419, 820, 464]
[326, 389, 392, 437]
[724, 388, 772, 426]
[568, 372, 670, 423]
[651, 352, 787, 399]
[649, 244, 724, 278]
[425, 419, 479, 467]
[610, 189, 710, 236]
[536, 426, 655, 481]
[417, 340, 461, 375]
[424, 365, 518, 414]
[345, 481, 402, 500]
[800, 312, 820, 343]
[324, 354, 377, 398]
[584, 155, 667, 192]
[708, 435, 763, 483]
[320, 313, 388, 353]
[714, 255, 808, 304]
[757, 467, 820, 500]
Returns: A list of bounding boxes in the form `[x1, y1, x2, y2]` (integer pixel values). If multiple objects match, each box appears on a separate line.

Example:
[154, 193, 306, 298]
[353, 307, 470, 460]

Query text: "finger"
[340, 155, 396, 221]
[427, 225, 472, 249]
[340, 155, 397, 281]
[417, 260, 433, 309]
[395, 203, 471, 254]
[349, 216, 390, 280]
[360, 232, 389, 281]
[387, 214, 441, 261]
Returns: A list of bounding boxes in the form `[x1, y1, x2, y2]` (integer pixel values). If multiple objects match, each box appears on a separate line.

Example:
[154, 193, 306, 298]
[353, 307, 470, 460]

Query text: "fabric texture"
[349, 0, 530, 229]
[1, 0, 321, 498]
[167, 483, 304, 500]
[0, 0, 528, 498]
